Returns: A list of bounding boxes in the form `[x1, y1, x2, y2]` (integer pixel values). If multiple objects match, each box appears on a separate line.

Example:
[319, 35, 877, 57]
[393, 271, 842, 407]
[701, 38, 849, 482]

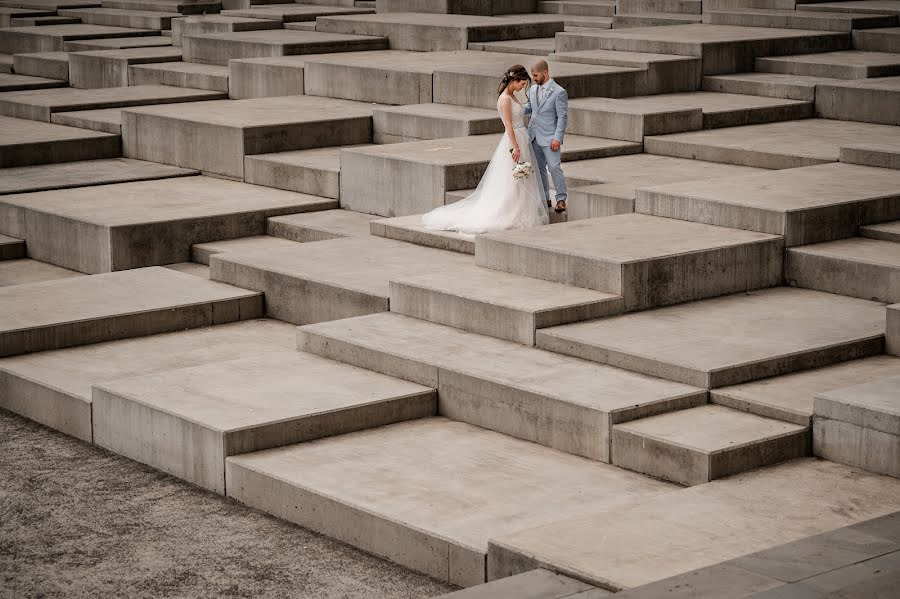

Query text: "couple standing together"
[422, 60, 568, 235]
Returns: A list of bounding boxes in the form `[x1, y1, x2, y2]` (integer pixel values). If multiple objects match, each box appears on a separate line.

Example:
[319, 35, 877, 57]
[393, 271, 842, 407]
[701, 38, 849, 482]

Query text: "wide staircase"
[1, 0, 899, 595]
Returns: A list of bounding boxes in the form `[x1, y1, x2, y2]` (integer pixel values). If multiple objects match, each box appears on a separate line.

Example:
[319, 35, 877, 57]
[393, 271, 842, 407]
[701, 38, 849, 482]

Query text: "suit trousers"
[530, 138, 567, 202]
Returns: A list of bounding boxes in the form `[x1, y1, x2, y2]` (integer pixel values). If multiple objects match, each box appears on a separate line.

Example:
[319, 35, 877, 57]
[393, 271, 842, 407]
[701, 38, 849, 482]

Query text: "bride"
[421, 64, 550, 235]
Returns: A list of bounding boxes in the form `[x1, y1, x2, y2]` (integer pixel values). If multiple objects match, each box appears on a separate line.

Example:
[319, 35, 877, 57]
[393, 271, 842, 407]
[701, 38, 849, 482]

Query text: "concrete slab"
[121, 95, 376, 178]
[468, 37, 557, 55]
[488, 459, 900, 591]
[0, 233, 24, 260]
[171, 14, 282, 47]
[11, 51, 68, 80]
[0, 157, 195, 194]
[62, 35, 173, 51]
[0, 318, 294, 442]
[555, 24, 851, 75]
[0, 84, 227, 121]
[101, 0, 220, 14]
[808, 1, 900, 16]
[226, 417, 676, 587]
[0, 175, 335, 272]
[182, 29, 388, 66]
[298, 312, 706, 461]
[636, 162, 900, 246]
[0, 72, 65, 92]
[51, 107, 123, 133]
[602, 563, 783, 599]
[436, 569, 603, 599]
[210, 235, 472, 324]
[702, 71, 841, 101]
[0, 0, 101, 7]
[814, 375, 900, 477]
[266, 209, 375, 242]
[373, 104, 503, 143]
[244, 144, 373, 199]
[476, 213, 782, 311]
[0, 7, 54, 28]
[128, 61, 229, 91]
[863, 220, 900, 241]
[612, 404, 808, 486]
[0, 53, 11, 73]
[221, 4, 373, 22]
[191, 235, 300, 265]
[227, 54, 308, 98]
[841, 139, 900, 169]
[315, 12, 565, 52]
[889, 303, 899, 355]
[0, 23, 157, 54]
[94, 350, 436, 493]
[162, 261, 208, 278]
[0, 266, 262, 358]
[68, 46, 184, 88]
[704, 8, 897, 32]
[58, 7, 183, 29]
[561, 154, 765, 220]
[711, 355, 900, 426]
[370, 214, 477, 254]
[536, 287, 886, 388]
[10, 14, 80, 24]
[0, 258, 82, 286]
[786, 237, 900, 304]
[816, 75, 900, 125]
[377, 0, 537, 15]
[0, 114, 120, 168]
[756, 50, 900, 80]
[340, 135, 640, 217]
[854, 26, 900, 52]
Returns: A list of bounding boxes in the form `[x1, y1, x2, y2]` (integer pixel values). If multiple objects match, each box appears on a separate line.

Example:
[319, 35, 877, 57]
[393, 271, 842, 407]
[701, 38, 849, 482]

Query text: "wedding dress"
[422, 95, 550, 235]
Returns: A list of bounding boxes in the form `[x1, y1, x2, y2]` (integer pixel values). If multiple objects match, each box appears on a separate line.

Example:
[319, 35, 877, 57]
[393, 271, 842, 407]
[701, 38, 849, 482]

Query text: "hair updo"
[498, 64, 530, 96]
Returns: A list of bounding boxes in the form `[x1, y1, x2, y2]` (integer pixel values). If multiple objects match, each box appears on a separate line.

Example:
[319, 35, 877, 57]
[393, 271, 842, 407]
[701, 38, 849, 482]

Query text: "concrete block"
[50, 107, 123, 133]
[0, 234, 24, 260]
[613, 13, 703, 28]
[266, 209, 374, 242]
[376, 0, 537, 15]
[62, 35, 173, 51]
[889, 304, 899, 355]
[68, 46, 184, 88]
[0, 157, 195, 195]
[597, 563, 782, 599]
[58, 7, 182, 29]
[617, 0, 701, 13]
[553, 49, 702, 95]
[539, 0, 616, 16]
[816, 76, 900, 126]
[0, 72, 65, 92]
[467, 37, 557, 55]
[807, 1, 900, 16]
[221, 5, 374, 22]
[704, 8, 897, 32]
[11, 15, 80, 25]
[854, 27, 900, 52]
[0, 23, 157, 54]
[0, 267, 262, 358]
[436, 569, 600, 598]
[227, 55, 306, 98]
[0, 258, 81, 286]
[171, 14, 281, 47]
[128, 60, 229, 91]
[701, 72, 836, 101]
[370, 214, 476, 254]
[244, 145, 372, 199]
[0, 114, 120, 168]
[191, 235, 301, 265]
[862, 220, 900, 242]
[0, 7, 54, 28]
[12, 51, 69, 80]
[100, 0, 221, 14]
[536, 287, 886, 388]
[756, 50, 900, 80]
[373, 104, 502, 142]
[841, 141, 900, 170]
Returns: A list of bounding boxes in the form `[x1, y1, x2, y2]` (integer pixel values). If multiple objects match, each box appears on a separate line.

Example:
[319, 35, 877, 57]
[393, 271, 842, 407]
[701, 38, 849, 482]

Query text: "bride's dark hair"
[498, 64, 530, 96]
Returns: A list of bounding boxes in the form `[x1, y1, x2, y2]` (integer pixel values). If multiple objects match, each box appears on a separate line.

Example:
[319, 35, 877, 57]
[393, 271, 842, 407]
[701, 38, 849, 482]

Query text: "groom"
[526, 60, 568, 213]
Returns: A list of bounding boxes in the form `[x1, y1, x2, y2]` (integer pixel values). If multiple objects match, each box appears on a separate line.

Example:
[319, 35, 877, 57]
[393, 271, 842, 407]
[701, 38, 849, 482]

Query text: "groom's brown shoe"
[554, 200, 567, 213]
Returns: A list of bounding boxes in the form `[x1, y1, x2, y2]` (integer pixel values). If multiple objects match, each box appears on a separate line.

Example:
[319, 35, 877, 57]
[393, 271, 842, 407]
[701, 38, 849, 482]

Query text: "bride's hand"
[511, 147, 521, 163]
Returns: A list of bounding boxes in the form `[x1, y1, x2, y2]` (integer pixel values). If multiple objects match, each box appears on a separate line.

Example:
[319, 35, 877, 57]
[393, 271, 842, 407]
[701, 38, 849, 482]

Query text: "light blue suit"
[525, 78, 568, 203]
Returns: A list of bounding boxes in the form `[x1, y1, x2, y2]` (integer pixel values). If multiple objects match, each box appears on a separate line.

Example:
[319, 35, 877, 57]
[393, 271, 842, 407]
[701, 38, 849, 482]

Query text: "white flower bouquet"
[512, 161, 533, 180]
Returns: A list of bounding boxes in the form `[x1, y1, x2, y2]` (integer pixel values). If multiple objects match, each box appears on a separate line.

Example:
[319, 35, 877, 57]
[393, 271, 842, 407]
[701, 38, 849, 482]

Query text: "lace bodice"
[498, 95, 527, 130]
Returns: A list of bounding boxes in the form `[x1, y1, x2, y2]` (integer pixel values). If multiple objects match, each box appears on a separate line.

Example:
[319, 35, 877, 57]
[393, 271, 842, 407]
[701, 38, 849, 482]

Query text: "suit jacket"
[525, 78, 568, 146]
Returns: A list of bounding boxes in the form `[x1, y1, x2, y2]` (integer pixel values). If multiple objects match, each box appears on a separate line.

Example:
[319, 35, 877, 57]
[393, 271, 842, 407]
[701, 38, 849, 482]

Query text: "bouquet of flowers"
[509, 149, 534, 180]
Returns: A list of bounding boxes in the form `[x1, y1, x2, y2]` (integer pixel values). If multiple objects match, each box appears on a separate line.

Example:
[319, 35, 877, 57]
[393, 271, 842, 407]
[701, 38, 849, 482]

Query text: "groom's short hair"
[532, 59, 549, 73]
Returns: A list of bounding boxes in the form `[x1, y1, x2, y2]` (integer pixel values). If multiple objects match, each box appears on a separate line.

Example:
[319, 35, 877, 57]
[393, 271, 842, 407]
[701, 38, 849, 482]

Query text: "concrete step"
[808, 1, 900, 16]
[182, 29, 388, 66]
[10, 15, 81, 24]
[171, 14, 282, 47]
[0, 23, 157, 53]
[373, 103, 503, 143]
[569, 91, 812, 142]
[221, 4, 373, 22]
[536, 287, 885, 388]
[244, 145, 373, 199]
[636, 162, 900, 246]
[162, 261, 208, 278]
[555, 24, 851, 75]
[389, 262, 623, 346]
[0, 84, 226, 121]
[315, 12, 565, 52]
[51, 106, 123, 132]
[840, 139, 900, 169]
[786, 237, 900, 304]
[226, 418, 677, 588]
[0, 175, 335, 272]
[553, 48, 701, 95]
[0, 266, 261, 358]
[814, 374, 900, 478]
[488, 458, 900, 591]
[0, 318, 295, 441]
[0, 157, 194, 194]
[128, 60, 228, 91]
[298, 311, 705, 460]
[370, 214, 477, 254]
[889, 303, 900, 355]
[191, 234, 300, 264]
[467, 37, 556, 56]
[712, 355, 900, 427]
[227, 55, 306, 98]
[612, 404, 809, 486]
[0, 257, 82, 286]
[702, 72, 841, 101]
[58, 6, 181, 28]
[756, 50, 900, 80]
[562, 15, 613, 29]
[0, 233, 25, 259]
[68, 46, 183, 88]
[93, 349, 436, 493]
[10, 51, 69, 80]
[62, 34, 172, 50]
[862, 220, 900, 242]
[266, 209, 374, 242]
[476, 213, 782, 311]
[613, 13, 703, 28]
[816, 75, 900, 125]
[1, 7, 55, 27]
[436, 569, 605, 599]
[282, 18, 314, 31]
[340, 135, 640, 218]
[210, 235, 473, 324]
[538, 0, 616, 17]
[703, 8, 897, 32]
[561, 154, 765, 220]
[617, 0, 702, 14]
[121, 95, 376, 179]
[375, 0, 535, 14]
[0, 52, 11, 72]
[644, 118, 899, 169]
[0, 114, 120, 167]
[219, 0, 292, 9]
[0, 72, 65, 91]
[0, 0, 100, 6]
[100, 0, 221, 14]
[854, 27, 900, 52]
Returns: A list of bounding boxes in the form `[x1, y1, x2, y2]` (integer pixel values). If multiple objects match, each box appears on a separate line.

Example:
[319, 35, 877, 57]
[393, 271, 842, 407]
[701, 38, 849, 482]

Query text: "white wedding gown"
[422, 96, 550, 235]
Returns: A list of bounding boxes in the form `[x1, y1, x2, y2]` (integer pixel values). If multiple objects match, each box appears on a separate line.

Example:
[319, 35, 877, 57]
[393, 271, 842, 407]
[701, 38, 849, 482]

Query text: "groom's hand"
[550, 140, 561, 151]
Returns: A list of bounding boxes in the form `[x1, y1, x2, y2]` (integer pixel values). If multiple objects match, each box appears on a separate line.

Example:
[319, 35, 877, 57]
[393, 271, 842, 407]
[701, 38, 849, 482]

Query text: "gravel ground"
[0, 408, 456, 599]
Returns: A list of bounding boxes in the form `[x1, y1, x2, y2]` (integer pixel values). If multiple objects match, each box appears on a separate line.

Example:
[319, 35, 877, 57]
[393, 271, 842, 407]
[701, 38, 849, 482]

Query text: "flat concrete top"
[816, 375, 900, 434]
[249, 144, 374, 171]
[0, 84, 225, 110]
[375, 102, 498, 120]
[563, 154, 764, 197]
[52, 106, 123, 126]
[642, 162, 900, 211]
[472, 37, 557, 52]
[0, 114, 116, 144]
[573, 91, 808, 115]
[129, 60, 227, 75]
[863, 219, 900, 239]
[0, 233, 20, 244]
[564, 23, 846, 43]
[95, 350, 433, 432]
[300, 49, 574, 73]
[714, 355, 900, 426]
[228, 417, 674, 552]
[819, 73, 900, 90]
[12, 50, 68, 62]
[491, 458, 900, 590]
[222, 5, 373, 19]
[0, 157, 195, 195]
[60, 6, 180, 16]
[759, 50, 900, 67]
[807, 0, 900, 14]
[647, 118, 900, 163]
[790, 237, 900, 266]
[0, 267, 258, 333]
[184, 29, 384, 44]
[554, 48, 697, 65]
[705, 71, 841, 87]
[0, 258, 82, 287]
[3, 23, 155, 36]
[0, 72, 64, 89]
[176, 14, 282, 25]
[319, 12, 563, 27]
[0, 0, 100, 7]
[1, 176, 334, 226]
[710, 6, 899, 18]
[539, 287, 885, 373]
[194, 235, 301, 258]
[481, 213, 779, 263]
[121, 94, 377, 126]
[64, 35, 173, 50]
[437, 54, 637, 77]
[300, 312, 703, 413]
[267, 209, 375, 238]
[0, 319, 295, 400]
[69, 46, 183, 60]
